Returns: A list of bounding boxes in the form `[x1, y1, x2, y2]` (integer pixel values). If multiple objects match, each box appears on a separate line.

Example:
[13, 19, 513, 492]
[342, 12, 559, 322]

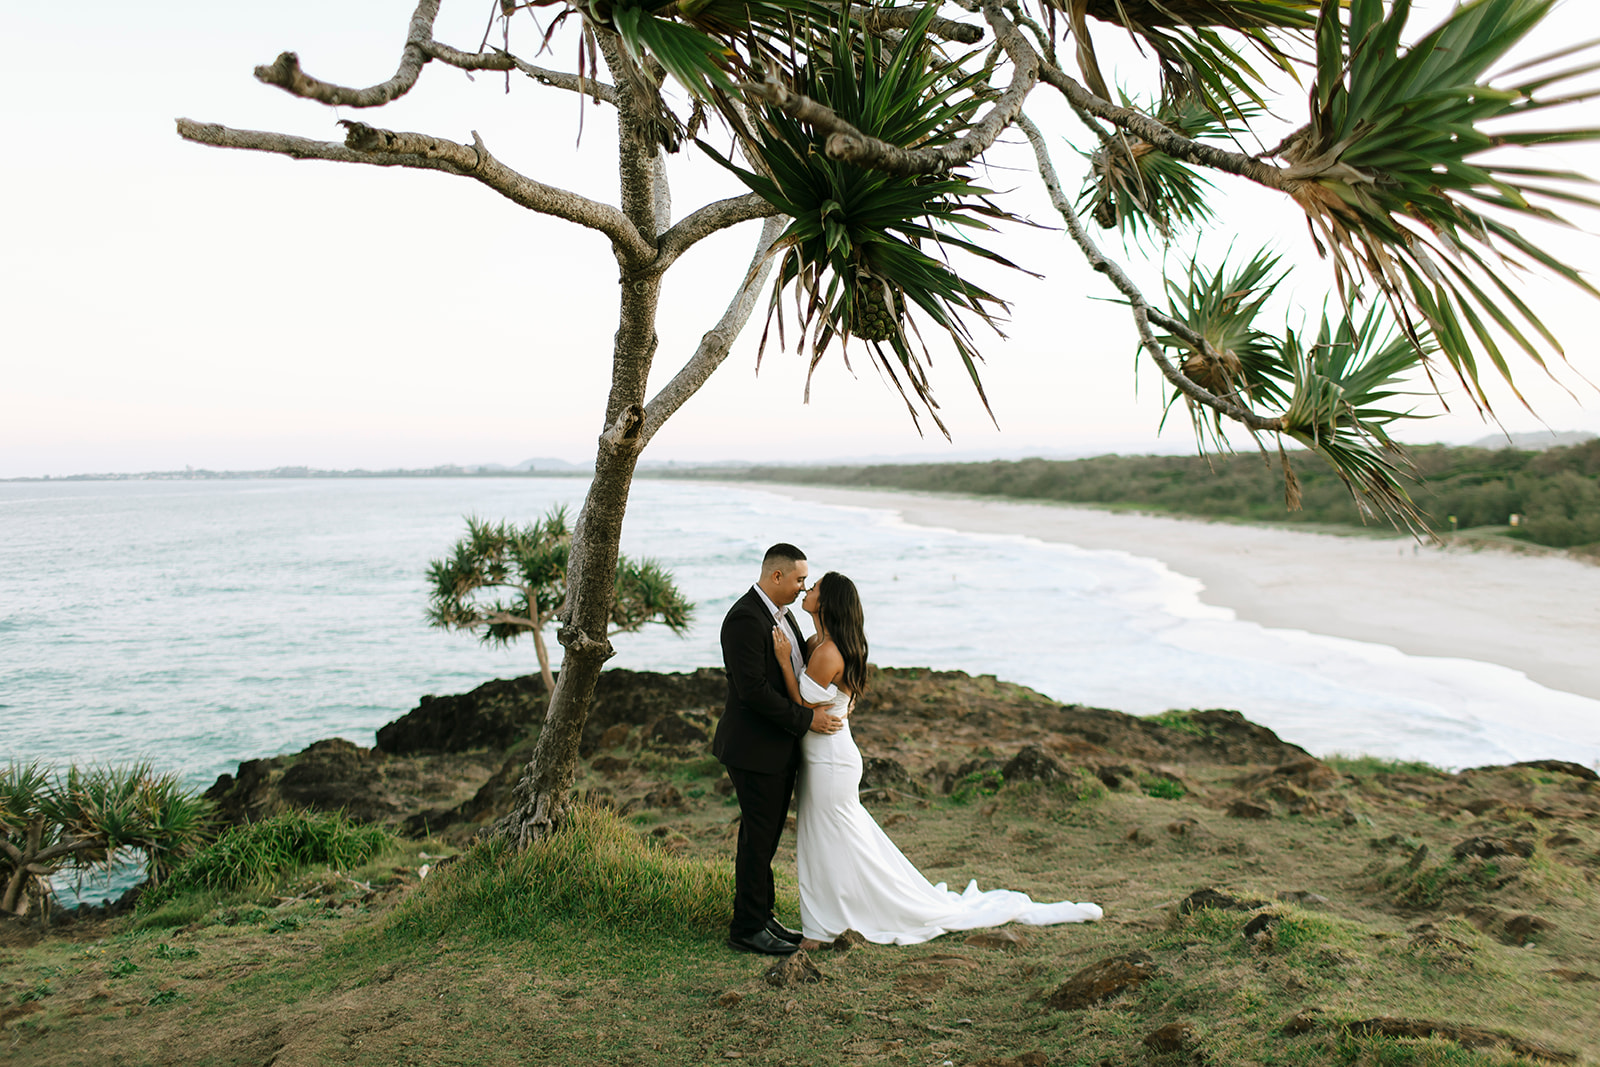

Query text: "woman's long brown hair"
[817, 571, 869, 697]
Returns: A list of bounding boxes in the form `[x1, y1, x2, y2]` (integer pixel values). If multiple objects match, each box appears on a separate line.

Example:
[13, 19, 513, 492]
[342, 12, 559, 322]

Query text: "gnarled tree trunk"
[492, 36, 666, 847]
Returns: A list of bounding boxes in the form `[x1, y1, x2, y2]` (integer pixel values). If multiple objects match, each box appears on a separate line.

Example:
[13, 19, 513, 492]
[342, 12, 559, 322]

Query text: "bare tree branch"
[255, 0, 440, 108]
[421, 40, 619, 103]
[1016, 113, 1285, 433]
[1031, 58, 1286, 189]
[174, 119, 655, 263]
[655, 193, 779, 271]
[1002, 0, 1056, 67]
[641, 216, 787, 443]
[858, 4, 985, 44]
[741, 0, 1035, 177]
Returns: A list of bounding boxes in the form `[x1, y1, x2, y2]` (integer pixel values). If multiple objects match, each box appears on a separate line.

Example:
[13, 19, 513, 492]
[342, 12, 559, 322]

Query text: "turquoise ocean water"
[4, 477, 1598, 796]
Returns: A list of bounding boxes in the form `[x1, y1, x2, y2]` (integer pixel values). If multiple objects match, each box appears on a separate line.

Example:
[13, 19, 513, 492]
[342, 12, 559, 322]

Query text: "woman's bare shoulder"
[805, 640, 844, 686]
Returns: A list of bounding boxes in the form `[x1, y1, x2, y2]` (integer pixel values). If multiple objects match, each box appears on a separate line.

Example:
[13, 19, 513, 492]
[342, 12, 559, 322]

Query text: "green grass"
[1142, 709, 1219, 740]
[382, 804, 740, 945]
[1326, 754, 1448, 778]
[135, 809, 397, 922]
[949, 768, 1005, 804]
[1140, 774, 1187, 800]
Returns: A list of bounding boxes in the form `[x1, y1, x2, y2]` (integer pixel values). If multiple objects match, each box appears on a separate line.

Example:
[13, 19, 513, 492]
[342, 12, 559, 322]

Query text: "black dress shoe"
[765, 917, 804, 944]
[727, 927, 800, 956]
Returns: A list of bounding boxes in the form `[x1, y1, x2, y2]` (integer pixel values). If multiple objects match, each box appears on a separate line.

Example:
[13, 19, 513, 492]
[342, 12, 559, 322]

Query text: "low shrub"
[137, 809, 395, 914]
[1140, 775, 1187, 800]
[384, 804, 737, 944]
[1143, 709, 1217, 740]
[950, 769, 1005, 804]
[1325, 754, 1446, 778]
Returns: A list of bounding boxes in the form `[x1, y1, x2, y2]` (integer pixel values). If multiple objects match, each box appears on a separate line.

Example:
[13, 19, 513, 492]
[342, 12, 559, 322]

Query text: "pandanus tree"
[0, 762, 213, 916]
[178, 0, 1599, 843]
[426, 508, 693, 693]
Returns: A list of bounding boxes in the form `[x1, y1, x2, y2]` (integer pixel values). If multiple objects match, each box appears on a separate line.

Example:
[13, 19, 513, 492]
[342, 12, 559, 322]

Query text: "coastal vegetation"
[427, 509, 693, 693]
[5, 664, 1598, 1064]
[176, 0, 1600, 844]
[669, 439, 1600, 552]
[134, 811, 397, 928]
[0, 763, 212, 918]
[383, 806, 734, 945]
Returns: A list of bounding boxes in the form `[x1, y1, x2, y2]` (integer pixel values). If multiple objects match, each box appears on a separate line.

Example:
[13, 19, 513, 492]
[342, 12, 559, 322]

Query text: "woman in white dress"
[770, 572, 1102, 946]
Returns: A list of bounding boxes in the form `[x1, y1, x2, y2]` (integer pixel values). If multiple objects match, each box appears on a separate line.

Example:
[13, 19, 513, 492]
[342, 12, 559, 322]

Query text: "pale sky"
[4, 1, 1598, 479]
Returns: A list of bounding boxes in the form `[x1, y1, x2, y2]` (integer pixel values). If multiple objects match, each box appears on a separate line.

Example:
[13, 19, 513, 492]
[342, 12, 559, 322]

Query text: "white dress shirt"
[753, 584, 806, 679]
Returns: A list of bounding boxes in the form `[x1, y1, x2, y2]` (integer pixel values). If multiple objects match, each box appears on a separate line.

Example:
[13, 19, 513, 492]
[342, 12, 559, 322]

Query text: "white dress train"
[795, 672, 1103, 945]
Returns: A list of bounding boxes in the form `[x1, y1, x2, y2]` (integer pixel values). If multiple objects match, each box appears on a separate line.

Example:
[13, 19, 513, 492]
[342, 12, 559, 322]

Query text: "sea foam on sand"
[756, 484, 1600, 771]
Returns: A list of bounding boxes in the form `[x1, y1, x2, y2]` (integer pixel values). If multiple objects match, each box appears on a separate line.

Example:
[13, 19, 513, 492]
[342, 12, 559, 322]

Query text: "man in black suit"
[715, 542, 843, 955]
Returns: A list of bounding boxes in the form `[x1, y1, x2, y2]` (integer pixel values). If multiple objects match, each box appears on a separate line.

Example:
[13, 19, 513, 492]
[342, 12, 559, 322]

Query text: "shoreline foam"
[740, 484, 1600, 705]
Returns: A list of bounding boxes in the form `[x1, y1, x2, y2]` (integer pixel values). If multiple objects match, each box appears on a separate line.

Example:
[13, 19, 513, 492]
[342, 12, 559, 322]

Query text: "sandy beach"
[752, 485, 1600, 704]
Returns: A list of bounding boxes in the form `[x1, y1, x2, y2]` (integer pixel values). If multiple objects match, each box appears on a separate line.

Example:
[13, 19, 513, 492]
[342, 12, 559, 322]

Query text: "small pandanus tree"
[426, 508, 693, 693]
[0, 762, 214, 916]
[179, 0, 1600, 843]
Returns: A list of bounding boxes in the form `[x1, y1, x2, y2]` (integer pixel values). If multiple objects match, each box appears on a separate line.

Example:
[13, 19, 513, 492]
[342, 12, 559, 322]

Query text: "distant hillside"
[655, 441, 1600, 553]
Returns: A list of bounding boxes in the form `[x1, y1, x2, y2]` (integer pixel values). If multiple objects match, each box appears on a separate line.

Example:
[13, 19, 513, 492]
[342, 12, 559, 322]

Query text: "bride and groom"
[713, 543, 1102, 955]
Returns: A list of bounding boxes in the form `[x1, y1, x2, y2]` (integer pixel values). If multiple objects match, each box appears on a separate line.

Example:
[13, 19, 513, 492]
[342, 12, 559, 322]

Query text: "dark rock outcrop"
[860, 756, 919, 793]
[641, 711, 712, 753]
[765, 951, 822, 987]
[1243, 912, 1281, 941]
[1144, 1022, 1199, 1053]
[965, 929, 1029, 951]
[1178, 888, 1267, 915]
[200, 665, 1431, 846]
[1227, 799, 1272, 820]
[1235, 757, 1338, 794]
[375, 668, 726, 758]
[1047, 950, 1158, 1010]
[206, 738, 498, 828]
[1452, 836, 1535, 860]
[1002, 745, 1069, 784]
[1512, 760, 1598, 782]
[376, 675, 549, 756]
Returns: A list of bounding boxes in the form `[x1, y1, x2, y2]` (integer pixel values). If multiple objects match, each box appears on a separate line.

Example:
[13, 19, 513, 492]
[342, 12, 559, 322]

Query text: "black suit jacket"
[714, 587, 813, 774]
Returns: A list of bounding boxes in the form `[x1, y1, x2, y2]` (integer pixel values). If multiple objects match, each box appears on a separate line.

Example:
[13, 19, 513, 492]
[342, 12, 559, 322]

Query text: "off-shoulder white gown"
[796, 672, 1103, 945]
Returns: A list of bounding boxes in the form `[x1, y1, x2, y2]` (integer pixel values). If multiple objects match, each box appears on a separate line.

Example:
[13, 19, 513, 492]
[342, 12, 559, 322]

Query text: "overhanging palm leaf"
[1278, 0, 1600, 413]
[703, 4, 1029, 434]
[1278, 309, 1429, 526]
[580, 0, 839, 100]
[1155, 251, 1290, 428]
[1060, 0, 1318, 114]
[1081, 94, 1260, 238]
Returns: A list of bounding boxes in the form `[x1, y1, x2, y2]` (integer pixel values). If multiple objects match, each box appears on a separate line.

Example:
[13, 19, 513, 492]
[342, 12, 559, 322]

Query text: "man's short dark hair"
[762, 543, 806, 572]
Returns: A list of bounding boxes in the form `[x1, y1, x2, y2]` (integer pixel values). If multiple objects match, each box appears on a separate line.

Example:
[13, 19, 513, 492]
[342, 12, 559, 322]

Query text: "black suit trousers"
[725, 762, 797, 938]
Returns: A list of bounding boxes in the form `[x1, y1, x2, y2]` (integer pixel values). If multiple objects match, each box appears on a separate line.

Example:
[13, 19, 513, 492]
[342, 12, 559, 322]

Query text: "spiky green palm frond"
[612, 558, 694, 634]
[1156, 251, 1290, 416]
[1277, 309, 1428, 526]
[705, 4, 1028, 433]
[425, 509, 572, 644]
[0, 761, 50, 833]
[1, 762, 216, 914]
[1061, 0, 1318, 114]
[1081, 95, 1260, 238]
[1280, 0, 1600, 412]
[579, 0, 838, 100]
[427, 510, 691, 648]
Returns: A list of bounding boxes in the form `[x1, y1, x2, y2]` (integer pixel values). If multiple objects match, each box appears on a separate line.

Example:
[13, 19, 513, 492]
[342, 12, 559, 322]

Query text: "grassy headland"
[3, 670, 1597, 1066]
[654, 440, 1600, 554]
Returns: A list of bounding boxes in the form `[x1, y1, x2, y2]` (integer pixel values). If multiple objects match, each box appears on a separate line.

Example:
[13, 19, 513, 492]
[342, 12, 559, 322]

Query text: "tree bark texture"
[492, 34, 667, 848]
